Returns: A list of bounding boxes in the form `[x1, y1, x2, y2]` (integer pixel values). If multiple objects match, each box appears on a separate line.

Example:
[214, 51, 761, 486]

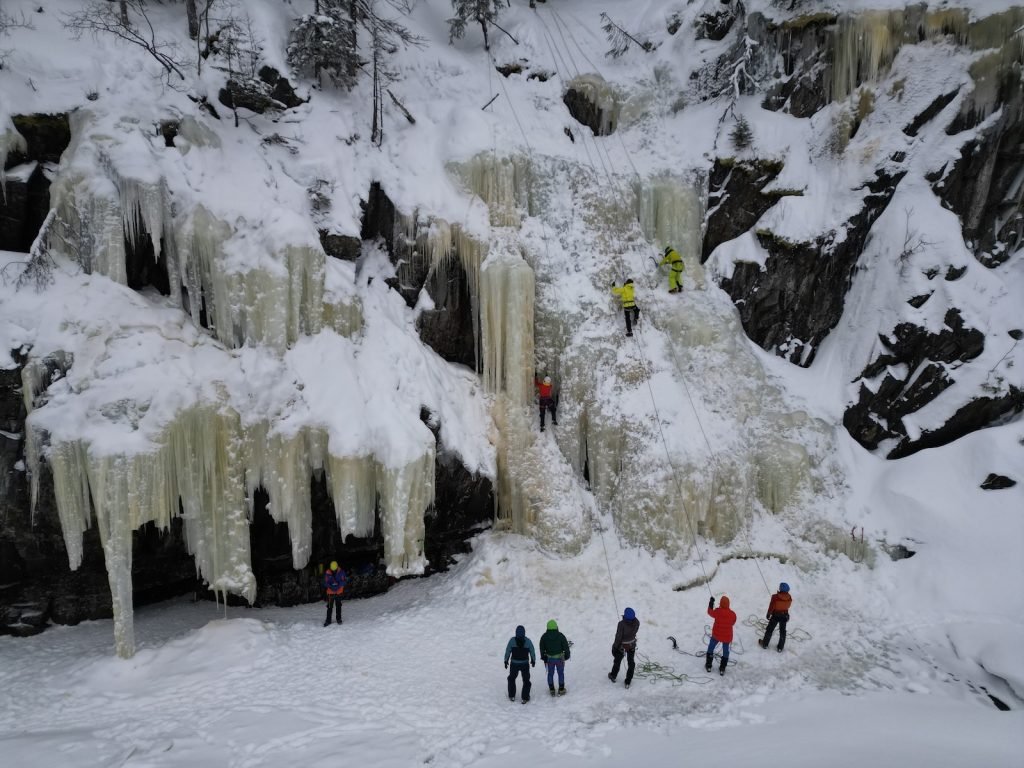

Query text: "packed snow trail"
[1, 530, 1018, 767]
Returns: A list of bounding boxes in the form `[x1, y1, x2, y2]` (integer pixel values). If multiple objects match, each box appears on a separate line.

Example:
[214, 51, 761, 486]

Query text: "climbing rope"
[742, 614, 812, 644]
[634, 652, 713, 685]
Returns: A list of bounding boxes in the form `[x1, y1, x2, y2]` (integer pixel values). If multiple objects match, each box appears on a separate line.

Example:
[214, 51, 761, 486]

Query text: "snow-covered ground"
[1, 0, 1023, 764]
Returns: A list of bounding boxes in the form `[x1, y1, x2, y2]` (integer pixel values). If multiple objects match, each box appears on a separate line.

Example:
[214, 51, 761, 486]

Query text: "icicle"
[565, 74, 621, 136]
[480, 243, 535, 403]
[0, 118, 27, 204]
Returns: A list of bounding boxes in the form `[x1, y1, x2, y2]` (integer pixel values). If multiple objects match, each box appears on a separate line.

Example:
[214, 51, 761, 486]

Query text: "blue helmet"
[515, 625, 525, 638]
[779, 583, 790, 593]
[623, 607, 635, 621]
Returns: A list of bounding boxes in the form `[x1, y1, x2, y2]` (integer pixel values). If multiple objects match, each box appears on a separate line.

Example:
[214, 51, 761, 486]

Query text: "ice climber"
[608, 607, 640, 688]
[539, 619, 571, 696]
[705, 595, 736, 675]
[535, 374, 557, 432]
[760, 582, 792, 652]
[659, 246, 684, 293]
[323, 561, 347, 626]
[504, 624, 537, 703]
[611, 279, 640, 337]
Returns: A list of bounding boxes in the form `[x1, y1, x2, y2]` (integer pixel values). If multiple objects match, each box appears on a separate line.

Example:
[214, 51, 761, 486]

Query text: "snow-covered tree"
[448, 0, 516, 51]
[286, 0, 358, 88]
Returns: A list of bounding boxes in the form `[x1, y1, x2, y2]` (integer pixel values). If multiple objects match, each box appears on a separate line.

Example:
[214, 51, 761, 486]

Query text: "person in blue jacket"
[504, 625, 537, 703]
[323, 561, 347, 626]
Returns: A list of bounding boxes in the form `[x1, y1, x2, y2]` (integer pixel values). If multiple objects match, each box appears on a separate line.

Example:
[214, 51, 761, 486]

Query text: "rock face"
[1, 114, 70, 253]
[718, 169, 904, 365]
[703, 157, 785, 260]
[981, 473, 1016, 490]
[840, 310, 1022, 457]
[748, 11, 833, 118]
[933, 87, 1023, 268]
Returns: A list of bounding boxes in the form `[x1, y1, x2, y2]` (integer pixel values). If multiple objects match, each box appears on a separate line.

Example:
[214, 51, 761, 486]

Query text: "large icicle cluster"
[47, 111, 353, 352]
[16, 109, 489, 658]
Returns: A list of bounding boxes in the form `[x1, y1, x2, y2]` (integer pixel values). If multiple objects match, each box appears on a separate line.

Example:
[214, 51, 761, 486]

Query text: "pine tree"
[448, 0, 516, 51]
[599, 12, 654, 58]
[730, 115, 753, 150]
[287, 0, 358, 89]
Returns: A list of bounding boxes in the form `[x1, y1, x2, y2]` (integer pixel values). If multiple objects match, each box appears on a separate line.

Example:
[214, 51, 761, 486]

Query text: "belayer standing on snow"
[760, 582, 792, 652]
[540, 619, 571, 696]
[504, 624, 537, 703]
[323, 561, 347, 626]
[608, 607, 640, 688]
[659, 246, 684, 293]
[705, 595, 736, 675]
[611, 279, 640, 337]
[535, 374, 557, 432]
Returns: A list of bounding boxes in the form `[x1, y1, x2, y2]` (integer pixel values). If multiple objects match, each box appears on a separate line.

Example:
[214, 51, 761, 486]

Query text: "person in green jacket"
[611, 279, 640, 337]
[539, 619, 571, 695]
[659, 246, 684, 293]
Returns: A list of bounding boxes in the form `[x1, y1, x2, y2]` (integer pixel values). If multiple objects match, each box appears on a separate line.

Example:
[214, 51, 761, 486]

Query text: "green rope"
[634, 652, 713, 685]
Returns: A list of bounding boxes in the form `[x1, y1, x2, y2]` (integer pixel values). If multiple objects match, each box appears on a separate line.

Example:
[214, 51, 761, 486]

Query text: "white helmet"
[543, 376, 552, 384]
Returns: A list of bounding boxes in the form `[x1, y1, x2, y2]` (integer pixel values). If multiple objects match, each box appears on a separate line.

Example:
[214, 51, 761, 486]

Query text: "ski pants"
[539, 397, 556, 428]
[622, 305, 640, 335]
[508, 663, 531, 700]
[668, 268, 683, 292]
[611, 645, 636, 684]
[707, 637, 730, 660]
[764, 612, 788, 650]
[324, 594, 342, 624]
[546, 659, 565, 688]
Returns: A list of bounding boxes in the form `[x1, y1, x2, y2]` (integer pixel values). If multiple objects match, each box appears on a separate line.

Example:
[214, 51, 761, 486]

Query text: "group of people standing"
[503, 584, 793, 703]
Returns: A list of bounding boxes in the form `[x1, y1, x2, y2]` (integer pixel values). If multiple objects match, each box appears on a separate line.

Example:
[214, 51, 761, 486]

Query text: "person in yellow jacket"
[659, 246, 684, 293]
[611, 278, 640, 337]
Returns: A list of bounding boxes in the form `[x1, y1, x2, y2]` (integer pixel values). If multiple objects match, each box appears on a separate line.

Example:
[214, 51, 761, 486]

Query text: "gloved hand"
[766, 613, 771, 621]
[708, 596, 715, 609]
[531, 661, 535, 668]
[504, 660, 509, 669]
[541, 655, 547, 663]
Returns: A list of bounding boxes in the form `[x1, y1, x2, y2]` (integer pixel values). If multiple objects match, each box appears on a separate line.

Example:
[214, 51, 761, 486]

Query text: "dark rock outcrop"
[749, 12, 835, 118]
[563, 86, 616, 136]
[981, 473, 1016, 490]
[1, 114, 70, 253]
[696, 2, 740, 41]
[933, 96, 1024, 268]
[719, 168, 904, 366]
[319, 231, 361, 261]
[703, 157, 787, 260]
[842, 309, 1022, 457]
[417, 258, 477, 369]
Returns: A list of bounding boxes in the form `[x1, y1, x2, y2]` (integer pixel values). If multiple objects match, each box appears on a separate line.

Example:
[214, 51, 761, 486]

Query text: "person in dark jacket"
[705, 595, 736, 675]
[539, 619, 571, 695]
[504, 625, 537, 702]
[608, 607, 640, 688]
[760, 582, 792, 652]
[323, 561, 347, 626]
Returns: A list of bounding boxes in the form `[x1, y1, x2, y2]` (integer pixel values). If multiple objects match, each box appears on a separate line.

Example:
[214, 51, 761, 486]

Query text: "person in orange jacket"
[534, 374, 557, 432]
[705, 595, 736, 675]
[760, 582, 792, 652]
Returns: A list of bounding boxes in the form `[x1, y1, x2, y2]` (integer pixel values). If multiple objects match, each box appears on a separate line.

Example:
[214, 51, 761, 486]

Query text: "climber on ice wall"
[611, 279, 640, 337]
[534, 374, 557, 432]
[760, 582, 792, 652]
[659, 246, 685, 293]
[705, 595, 736, 675]
[323, 561, 347, 626]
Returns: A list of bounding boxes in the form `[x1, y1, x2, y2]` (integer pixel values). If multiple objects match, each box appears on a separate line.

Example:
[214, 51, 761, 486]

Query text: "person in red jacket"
[705, 595, 736, 675]
[759, 582, 792, 652]
[534, 374, 557, 432]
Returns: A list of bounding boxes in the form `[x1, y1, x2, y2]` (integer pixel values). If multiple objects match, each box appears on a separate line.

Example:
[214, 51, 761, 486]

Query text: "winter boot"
[608, 672, 616, 683]
[719, 657, 728, 676]
[777, 645, 784, 653]
[509, 694, 515, 702]
[557, 687, 566, 696]
[759, 638, 767, 649]
[704, 653, 713, 673]
[549, 686, 556, 697]
[624, 681, 631, 689]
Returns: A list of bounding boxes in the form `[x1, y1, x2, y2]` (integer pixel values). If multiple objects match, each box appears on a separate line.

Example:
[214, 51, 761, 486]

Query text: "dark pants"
[764, 612, 788, 650]
[324, 594, 342, 625]
[622, 306, 640, 335]
[610, 646, 636, 684]
[539, 397, 557, 429]
[508, 663, 531, 700]
[546, 659, 565, 689]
